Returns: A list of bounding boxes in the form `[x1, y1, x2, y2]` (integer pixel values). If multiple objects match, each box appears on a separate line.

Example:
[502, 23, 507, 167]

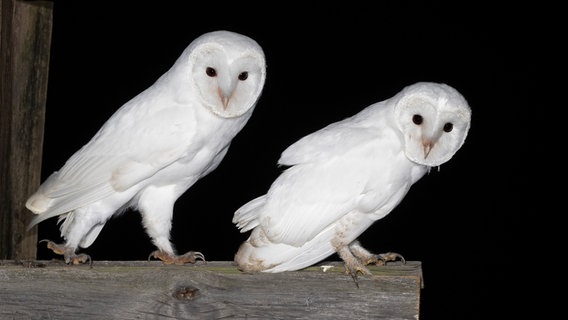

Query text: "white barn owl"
[26, 30, 267, 265]
[233, 82, 471, 280]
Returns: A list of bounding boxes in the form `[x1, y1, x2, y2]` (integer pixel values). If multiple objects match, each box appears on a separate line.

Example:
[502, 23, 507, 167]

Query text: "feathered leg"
[139, 186, 205, 265]
[40, 210, 98, 266]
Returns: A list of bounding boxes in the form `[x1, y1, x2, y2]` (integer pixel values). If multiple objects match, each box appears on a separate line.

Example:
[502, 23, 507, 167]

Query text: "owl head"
[393, 82, 471, 167]
[171, 30, 267, 118]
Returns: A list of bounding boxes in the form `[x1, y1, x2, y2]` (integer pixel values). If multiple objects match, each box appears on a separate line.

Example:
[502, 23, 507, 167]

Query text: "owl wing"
[27, 94, 198, 224]
[255, 123, 392, 247]
[278, 102, 387, 166]
[258, 164, 364, 247]
[278, 119, 370, 166]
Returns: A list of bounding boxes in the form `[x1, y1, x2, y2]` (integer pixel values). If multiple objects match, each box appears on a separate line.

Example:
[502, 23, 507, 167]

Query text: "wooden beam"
[0, 0, 53, 259]
[0, 260, 422, 319]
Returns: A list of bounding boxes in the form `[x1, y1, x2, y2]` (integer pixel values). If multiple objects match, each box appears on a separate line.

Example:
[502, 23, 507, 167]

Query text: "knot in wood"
[173, 286, 200, 301]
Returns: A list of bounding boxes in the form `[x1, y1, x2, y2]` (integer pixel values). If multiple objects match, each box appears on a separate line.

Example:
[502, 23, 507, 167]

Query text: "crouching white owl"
[233, 82, 471, 279]
[26, 30, 267, 265]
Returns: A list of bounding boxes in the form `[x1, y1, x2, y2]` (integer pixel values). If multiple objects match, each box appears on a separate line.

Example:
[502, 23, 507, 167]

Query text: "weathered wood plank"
[0, 260, 422, 319]
[0, 0, 53, 260]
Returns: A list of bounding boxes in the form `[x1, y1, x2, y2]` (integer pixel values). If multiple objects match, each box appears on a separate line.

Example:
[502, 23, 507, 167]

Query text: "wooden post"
[0, 0, 53, 259]
[0, 260, 423, 319]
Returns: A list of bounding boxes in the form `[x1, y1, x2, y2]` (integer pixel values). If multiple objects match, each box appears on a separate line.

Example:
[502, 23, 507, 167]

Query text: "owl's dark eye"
[238, 72, 249, 81]
[206, 67, 217, 77]
[412, 114, 423, 125]
[443, 122, 454, 132]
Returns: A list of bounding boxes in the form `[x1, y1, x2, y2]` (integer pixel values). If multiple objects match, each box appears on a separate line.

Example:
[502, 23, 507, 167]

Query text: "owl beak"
[422, 140, 433, 159]
[423, 130, 444, 159]
[217, 88, 231, 109]
[220, 93, 230, 109]
[218, 79, 236, 110]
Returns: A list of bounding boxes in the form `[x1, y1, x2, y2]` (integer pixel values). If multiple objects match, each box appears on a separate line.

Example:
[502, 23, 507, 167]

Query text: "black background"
[35, 2, 530, 319]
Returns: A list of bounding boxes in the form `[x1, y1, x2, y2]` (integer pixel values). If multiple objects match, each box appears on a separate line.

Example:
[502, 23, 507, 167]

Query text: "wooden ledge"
[0, 260, 422, 319]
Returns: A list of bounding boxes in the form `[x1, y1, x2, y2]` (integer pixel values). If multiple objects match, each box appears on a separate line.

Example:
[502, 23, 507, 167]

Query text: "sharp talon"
[177, 251, 205, 265]
[377, 252, 406, 265]
[343, 264, 366, 289]
[39, 239, 53, 249]
[148, 250, 158, 262]
[350, 272, 360, 289]
[148, 250, 205, 265]
[345, 268, 362, 288]
[40, 239, 92, 266]
[39, 239, 51, 250]
[191, 251, 206, 262]
[72, 253, 92, 267]
[39, 239, 67, 255]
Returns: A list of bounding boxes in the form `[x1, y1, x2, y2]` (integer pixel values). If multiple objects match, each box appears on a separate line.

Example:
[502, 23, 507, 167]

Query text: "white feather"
[233, 82, 471, 273]
[26, 30, 266, 261]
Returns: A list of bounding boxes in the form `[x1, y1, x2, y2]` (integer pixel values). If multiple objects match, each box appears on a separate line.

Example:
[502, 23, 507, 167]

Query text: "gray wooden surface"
[0, 260, 422, 319]
[0, 0, 53, 260]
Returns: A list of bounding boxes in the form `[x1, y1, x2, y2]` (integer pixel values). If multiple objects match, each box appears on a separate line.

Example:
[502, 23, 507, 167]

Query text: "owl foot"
[337, 246, 372, 288]
[345, 262, 372, 289]
[148, 250, 205, 265]
[338, 242, 407, 287]
[358, 251, 406, 266]
[374, 252, 406, 266]
[348, 241, 405, 266]
[39, 239, 92, 266]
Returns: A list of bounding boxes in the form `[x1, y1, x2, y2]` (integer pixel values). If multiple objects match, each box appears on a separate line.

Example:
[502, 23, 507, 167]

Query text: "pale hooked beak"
[218, 78, 236, 110]
[220, 92, 230, 109]
[422, 141, 433, 159]
[422, 132, 441, 159]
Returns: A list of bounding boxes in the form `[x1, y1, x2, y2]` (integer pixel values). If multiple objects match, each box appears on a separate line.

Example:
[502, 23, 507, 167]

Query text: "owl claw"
[349, 271, 360, 288]
[376, 252, 406, 266]
[343, 262, 372, 288]
[148, 250, 206, 265]
[39, 239, 92, 267]
[39, 239, 65, 255]
[69, 253, 92, 266]
[338, 245, 373, 288]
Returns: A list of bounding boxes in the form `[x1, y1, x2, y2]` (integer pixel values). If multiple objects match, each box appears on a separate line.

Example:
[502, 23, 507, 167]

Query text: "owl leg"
[39, 210, 97, 266]
[349, 241, 406, 266]
[39, 240, 92, 266]
[139, 187, 205, 265]
[336, 245, 372, 288]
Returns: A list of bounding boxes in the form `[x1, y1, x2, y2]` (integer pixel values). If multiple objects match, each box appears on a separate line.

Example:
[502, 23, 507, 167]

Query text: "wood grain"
[0, 260, 422, 319]
[0, 0, 53, 260]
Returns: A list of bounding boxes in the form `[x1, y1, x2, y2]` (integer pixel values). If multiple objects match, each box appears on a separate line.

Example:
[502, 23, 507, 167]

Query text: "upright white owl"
[233, 82, 471, 279]
[26, 30, 267, 265]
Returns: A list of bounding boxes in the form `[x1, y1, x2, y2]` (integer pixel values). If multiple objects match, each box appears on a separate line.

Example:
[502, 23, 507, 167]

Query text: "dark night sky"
[34, 2, 531, 319]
